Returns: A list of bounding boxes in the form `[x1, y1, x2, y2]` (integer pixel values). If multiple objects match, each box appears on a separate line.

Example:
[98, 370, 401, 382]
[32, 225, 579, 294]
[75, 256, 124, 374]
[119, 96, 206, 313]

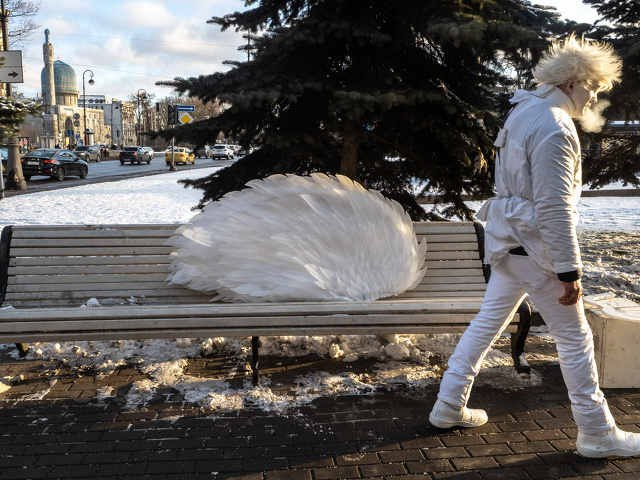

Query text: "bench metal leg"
[511, 300, 532, 374]
[251, 336, 259, 386]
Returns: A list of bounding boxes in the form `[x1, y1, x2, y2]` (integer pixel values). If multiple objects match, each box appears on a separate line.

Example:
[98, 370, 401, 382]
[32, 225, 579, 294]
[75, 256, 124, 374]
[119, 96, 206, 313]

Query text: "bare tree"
[3, 0, 41, 49]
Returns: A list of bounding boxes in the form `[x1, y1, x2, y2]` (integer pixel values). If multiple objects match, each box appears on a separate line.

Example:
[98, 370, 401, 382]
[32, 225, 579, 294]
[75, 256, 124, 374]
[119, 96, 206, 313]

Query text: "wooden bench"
[0, 221, 531, 383]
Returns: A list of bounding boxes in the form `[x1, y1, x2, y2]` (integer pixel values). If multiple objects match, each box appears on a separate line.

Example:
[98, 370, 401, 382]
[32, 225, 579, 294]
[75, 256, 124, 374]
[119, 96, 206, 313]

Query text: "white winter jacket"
[477, 84, 582, 278]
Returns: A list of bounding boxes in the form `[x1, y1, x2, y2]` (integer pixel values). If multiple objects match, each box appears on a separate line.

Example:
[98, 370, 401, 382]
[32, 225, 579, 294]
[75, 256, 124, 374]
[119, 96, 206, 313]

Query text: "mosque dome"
[41, 60, 78, 96]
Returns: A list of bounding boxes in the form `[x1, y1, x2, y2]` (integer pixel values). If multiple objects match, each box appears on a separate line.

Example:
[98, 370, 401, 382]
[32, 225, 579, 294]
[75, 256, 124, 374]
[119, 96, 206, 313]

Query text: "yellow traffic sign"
[179, 112, 193, 124]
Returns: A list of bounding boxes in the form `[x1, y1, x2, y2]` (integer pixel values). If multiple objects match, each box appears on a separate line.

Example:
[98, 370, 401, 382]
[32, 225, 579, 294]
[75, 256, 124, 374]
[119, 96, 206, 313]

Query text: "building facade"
[22, 30, 135, 149]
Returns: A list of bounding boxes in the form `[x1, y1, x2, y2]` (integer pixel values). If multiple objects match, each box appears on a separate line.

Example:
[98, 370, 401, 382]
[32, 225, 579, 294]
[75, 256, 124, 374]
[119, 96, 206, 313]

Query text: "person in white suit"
[428, 35, 640, 458]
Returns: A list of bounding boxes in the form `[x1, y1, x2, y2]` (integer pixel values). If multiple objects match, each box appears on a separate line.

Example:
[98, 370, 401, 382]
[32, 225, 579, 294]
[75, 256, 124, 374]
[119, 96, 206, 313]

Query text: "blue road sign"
[67, 130, 73, 136]
[177, 105, 195, 112]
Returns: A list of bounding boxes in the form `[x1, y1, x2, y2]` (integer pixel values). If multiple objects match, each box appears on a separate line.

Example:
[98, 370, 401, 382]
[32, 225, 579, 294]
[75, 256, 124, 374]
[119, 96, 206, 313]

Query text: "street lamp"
[137, 88, 147, 146]
[82, 70, 95, 145]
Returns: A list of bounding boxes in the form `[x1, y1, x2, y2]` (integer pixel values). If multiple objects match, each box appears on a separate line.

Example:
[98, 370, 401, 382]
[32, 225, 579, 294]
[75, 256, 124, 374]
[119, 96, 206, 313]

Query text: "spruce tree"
[581, 0, 640, 189]
[160, 0, 565, 219]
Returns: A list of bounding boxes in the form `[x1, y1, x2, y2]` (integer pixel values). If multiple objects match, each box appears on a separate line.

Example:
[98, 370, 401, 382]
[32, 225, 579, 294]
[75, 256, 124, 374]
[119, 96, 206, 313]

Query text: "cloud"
[18, 0, 245, 101]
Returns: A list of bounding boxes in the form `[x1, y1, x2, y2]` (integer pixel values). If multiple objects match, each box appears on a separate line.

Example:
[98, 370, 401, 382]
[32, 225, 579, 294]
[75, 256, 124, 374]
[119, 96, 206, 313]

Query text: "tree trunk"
[4, 136, 26, 190]
[339, 121, 360, 181]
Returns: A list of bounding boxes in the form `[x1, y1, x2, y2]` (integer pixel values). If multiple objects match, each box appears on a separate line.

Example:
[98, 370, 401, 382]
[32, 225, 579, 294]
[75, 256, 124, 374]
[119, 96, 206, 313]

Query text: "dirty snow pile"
[0, 166, 638, 412]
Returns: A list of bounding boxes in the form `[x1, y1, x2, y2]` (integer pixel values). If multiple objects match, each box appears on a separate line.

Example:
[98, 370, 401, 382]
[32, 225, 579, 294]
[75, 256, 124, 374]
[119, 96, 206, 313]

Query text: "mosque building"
[22, 30, 136, 149]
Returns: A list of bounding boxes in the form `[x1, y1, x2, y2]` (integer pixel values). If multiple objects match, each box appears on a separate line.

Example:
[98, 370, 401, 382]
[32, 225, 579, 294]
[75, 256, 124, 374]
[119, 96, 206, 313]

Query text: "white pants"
[437, 253, 615, 434]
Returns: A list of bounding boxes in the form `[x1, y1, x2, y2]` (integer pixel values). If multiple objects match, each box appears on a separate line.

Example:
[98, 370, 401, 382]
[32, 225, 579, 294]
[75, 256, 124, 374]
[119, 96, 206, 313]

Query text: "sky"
[11, 0, 601, 104]
[15, 0, 247, 102]
[1, 166, 637, 410]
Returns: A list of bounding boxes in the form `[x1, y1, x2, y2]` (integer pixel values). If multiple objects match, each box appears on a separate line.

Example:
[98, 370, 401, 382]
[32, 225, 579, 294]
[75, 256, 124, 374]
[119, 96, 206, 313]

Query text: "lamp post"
[82, 70, 95, 146]
[137, 89, 147, 146]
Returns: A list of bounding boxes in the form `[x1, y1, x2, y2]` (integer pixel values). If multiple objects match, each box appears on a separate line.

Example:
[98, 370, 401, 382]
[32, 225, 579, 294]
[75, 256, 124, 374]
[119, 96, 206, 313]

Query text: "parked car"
[119, 146, 153, 164]
[73, 145, 101, 162]
[20, 149, 88, 181]
[211, 144, 234, 160]
[165, 147, 195, 165]
[194, 145, 211, 158]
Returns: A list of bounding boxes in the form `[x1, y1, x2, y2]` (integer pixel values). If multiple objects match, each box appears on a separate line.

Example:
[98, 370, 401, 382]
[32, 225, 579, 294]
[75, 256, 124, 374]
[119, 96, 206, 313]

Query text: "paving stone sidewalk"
[1, 340, 640, 480]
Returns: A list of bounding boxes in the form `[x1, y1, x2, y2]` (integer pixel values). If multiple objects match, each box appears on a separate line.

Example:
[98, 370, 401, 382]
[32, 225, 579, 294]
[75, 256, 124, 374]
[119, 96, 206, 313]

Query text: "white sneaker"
[429, 399, 488, 429]
[577, 426, 640, 458]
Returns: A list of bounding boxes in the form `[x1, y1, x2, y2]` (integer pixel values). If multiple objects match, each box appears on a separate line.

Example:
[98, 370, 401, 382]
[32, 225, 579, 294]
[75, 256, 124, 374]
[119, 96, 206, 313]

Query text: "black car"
[194, 145, 211, 158]
[21, 149, 88, 181]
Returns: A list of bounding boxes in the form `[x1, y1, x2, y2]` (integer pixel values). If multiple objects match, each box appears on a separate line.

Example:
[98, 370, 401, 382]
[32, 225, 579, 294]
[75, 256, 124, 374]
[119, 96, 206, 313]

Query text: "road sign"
[67, 130, 73, 136]
[179, 112, 193, 124]
[0, 51, 24, 83]
[177, 105, 195, 112]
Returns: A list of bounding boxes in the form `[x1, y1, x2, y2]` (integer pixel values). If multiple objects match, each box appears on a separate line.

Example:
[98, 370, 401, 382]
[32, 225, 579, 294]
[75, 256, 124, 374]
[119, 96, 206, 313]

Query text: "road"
[2, 153, 236, 198]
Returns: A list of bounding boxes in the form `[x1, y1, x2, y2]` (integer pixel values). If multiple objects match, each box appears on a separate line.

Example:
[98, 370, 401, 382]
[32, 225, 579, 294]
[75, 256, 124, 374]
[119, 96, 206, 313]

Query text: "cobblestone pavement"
[2, 339, 640, 480]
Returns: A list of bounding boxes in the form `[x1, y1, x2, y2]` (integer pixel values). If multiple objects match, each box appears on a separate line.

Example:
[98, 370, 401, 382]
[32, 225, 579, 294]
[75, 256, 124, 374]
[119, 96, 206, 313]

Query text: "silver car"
[73, 145, 102, 162]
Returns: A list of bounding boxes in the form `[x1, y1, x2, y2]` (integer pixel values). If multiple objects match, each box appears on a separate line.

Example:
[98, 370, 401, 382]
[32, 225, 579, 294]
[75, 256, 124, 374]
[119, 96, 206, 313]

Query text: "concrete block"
[585, 296, 640, 388]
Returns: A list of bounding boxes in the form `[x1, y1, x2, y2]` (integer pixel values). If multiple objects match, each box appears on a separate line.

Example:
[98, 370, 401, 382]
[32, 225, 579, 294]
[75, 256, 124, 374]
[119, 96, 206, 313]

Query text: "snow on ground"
[0, 167, 638, 412]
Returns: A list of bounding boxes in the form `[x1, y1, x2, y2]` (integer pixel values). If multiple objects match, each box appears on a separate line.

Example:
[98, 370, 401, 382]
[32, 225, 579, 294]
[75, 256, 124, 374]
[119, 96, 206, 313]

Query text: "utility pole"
[0, 0, 25, 191]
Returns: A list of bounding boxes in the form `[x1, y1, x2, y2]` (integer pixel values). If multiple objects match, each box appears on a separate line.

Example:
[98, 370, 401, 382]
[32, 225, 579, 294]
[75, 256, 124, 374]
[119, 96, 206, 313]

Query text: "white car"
[211, 144, 234, 160]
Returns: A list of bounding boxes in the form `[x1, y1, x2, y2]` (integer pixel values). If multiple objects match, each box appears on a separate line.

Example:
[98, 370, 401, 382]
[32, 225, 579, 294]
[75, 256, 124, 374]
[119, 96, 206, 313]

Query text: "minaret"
[42, 29, 55, 106]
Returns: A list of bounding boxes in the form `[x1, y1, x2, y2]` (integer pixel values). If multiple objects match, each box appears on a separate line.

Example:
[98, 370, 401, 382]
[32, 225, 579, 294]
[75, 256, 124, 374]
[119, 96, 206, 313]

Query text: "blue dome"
[41, 60, 78, 96]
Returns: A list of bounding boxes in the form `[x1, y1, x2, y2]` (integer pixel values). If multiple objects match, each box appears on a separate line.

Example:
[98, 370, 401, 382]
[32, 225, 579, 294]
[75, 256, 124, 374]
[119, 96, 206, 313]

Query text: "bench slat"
[9, 256, 173, 267]
[398, 291, 487, 298]
[411, 284, 487, 292]
[419, 268, 484, 277]
[9, 246, 478, 259]
[425, 242, 479, 252]
[0, 298, 486, 318]
[9, 273, 169, 285]
[412, 223, 476, 234]
[418, 233, 478, 243]
[3, 297, 213, 308]
[10, 224, 179, 236]
[8, 265, 171, 275]
[9, 271, 486, 286]
[7, 282, 488, 296]
[10, 237, 174, 248]
[419, 275, 485, 285]
[9, 246, 174, 257]
[1, 313, 485, 331]
[4, 286, 204, 299]
[425, 251, 479, 261]
[0, 325, 518, 344]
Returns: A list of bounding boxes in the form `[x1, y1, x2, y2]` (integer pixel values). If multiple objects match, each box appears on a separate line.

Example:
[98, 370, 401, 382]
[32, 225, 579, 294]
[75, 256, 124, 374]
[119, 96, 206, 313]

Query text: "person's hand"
[559, 280, 582, 306]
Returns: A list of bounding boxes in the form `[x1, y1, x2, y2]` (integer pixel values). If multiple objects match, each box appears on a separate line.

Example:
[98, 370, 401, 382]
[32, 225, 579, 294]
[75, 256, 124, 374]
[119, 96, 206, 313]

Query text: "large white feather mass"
[166, 173, 427, 302]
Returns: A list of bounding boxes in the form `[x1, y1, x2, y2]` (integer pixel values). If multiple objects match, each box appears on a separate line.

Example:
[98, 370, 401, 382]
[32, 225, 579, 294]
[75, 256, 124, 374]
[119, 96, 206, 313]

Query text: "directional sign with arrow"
[0, 51, 24, 83]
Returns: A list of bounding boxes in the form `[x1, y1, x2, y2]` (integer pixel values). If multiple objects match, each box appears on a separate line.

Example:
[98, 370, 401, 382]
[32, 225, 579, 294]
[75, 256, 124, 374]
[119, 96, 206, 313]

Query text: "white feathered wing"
[166, 173, 427, 302]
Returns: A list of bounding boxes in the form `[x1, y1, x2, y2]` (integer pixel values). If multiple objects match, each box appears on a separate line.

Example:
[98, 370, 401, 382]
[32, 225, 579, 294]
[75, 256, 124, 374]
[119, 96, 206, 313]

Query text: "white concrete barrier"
[585, 294, 640, 388]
